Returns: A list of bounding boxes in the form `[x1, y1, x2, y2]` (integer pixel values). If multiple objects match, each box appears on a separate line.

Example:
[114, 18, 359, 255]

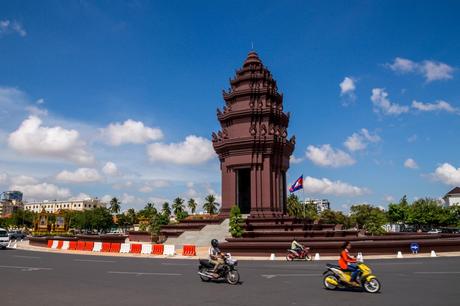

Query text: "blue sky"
[1, 0, 459, 211]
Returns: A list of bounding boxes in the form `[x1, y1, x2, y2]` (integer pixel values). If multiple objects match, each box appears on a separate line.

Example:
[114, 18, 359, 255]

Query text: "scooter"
[286, 246, 311, 261]
[323, 262, 381, 293]
[198, 253, 240, 285]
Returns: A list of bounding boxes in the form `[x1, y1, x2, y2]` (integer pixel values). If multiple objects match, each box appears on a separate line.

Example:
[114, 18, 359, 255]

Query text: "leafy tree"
[287, 194, 302, 218]
[89, 207, 114, 232]
[172, 197, 185, 216]
[175, 210, 189, 222]
[350, 204, 374, 229]
[303, 200, 320, 221]
[126, 208, 138, 225]
[187, 198, 198, 214]
[407, 198, 444, 228]
[350, 204, 387, 235]
[203, 194, 219, 214]
[109, 197, 121, 215]
[229, 205, 244, 237]
[148, 212, 170, 235]
[387, 195, 410, 223]
[319, 209, 350, 227]
[138, 203, 157, 219]
[162, 202, 171, 218]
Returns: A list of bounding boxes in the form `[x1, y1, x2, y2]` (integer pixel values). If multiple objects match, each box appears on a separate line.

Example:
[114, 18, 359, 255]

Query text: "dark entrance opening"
[236, 168, 251, 214]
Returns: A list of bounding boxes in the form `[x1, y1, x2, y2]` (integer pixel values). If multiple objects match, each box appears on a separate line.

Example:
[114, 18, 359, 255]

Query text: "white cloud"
[384, 195, 395, 202]
[10, 175, 38, 185]
[404, 158, 419, 169]
[290, 155, 304, 164]
[102, 161, 118, 176]
[387, 57, 454, 82]
[344, 128, 381, 152]
[69, 193, 92, 201]
[139, 179, 170, 193]
[303, 176, 368, 196]
[10, 182, 71, 200]
[0, 173, 8, 184]
[412, 100, 458, 113]
[340, 77, 356, 96]
[139, 186, 153, 193]
[371, 88, 409, 116]
[26, 106, 48, 116]
[101, 194, 112, 203]
[147, 135, 216, 165]
[121, 193, 145, 209]
[8, 115, 94, 164]
[0, 20, 27, 37]
[100, 119, 163, 146]
[306, 144, 355, 168]
[432, 163, 460, 185]
[56, 168, 102, 183]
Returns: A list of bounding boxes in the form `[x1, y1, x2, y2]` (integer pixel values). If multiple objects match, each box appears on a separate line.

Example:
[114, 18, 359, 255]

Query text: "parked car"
[427, 229, 442, 234]
[8, 230, 27, 240]
[0, 228, 9, 249]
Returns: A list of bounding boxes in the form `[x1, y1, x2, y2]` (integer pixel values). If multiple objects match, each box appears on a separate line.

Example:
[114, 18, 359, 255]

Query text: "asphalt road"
[1, 249, 459, 306]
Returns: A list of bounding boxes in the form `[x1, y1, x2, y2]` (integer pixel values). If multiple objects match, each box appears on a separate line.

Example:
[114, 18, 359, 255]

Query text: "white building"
[443, 187, 460, 207]
[304, 199, 330, 213]
[24, 198, 105, 213]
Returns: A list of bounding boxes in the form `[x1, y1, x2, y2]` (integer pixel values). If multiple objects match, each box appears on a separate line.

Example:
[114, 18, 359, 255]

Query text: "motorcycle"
[286, 246, 311, 261]
[323, 262, 381, 293]
[197, 253, 240, 285]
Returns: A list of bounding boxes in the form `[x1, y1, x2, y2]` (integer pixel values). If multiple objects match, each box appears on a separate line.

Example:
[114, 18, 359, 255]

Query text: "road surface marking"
[74, 259, 116, 263]
[11, 255, 41, 259]
[261, 273, 321, 279]
[414, 271, 460, 274]
[0, 265, 52, 272]
[107, 271, 183, 276]
[161, 263, 189, 266]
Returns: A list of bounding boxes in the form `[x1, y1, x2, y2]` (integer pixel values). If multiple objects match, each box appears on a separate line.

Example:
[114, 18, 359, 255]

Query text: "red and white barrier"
[51, 240, 59, 249]
[163, 244, 175, 256]
[141, 244, 152, 254]
[120, 243, 130, 253]
[61, 241, 70, 250]
[93, 242, 102, 252]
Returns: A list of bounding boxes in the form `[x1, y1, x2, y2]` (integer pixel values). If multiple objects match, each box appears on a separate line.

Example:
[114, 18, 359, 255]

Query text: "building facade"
[24, 198, 105, 213]
[443, 187, 460, 206]
[0, 190, 24, 217]
[212, 51, 295, 217]
[1, 191, 23, 203]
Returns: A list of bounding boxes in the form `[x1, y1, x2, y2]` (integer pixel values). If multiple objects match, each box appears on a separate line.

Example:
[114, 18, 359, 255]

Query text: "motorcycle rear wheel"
[199, 267, 211, 282]
[286, 253, 295, 261]
[323, 273, 338, 290]
[363, 278, 381, 293]
[226, 270, 240, 285]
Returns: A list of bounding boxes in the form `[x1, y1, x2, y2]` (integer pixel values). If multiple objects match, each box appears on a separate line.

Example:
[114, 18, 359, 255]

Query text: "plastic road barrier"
[152, 244, 164, 255]
[141, 244, 152, 254]
[47, 240, 53, 248]
[130, 243, 142, 254]
[57, 240, 64, 249]
[120, 243, 131, 253]
[61, 241, 70, 250]
[51, 240, 59, 249]
[84, 241, 94, 251]
[110, 243, 121, 253]
[182, 245, 197, 256]
[76, 241, 86, 251]
[163, 244, 175, 256]
[101, 242, 111, 252]
[69, 241, 78, 250]
[93, 242, 103, 252]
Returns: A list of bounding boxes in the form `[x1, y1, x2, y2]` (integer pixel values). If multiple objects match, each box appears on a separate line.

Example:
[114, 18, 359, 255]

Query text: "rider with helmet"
[209, 239, 225, 277]
[339, 241, 359, 285]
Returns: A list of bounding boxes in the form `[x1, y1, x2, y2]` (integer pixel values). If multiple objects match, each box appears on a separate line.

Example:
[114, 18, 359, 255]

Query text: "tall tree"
[203, 194, 219, 215]
[162, 202, 171, 218]
[187, 198, 198, 214]
[172, 197, 185, 216]
[109, 197, 121, 215]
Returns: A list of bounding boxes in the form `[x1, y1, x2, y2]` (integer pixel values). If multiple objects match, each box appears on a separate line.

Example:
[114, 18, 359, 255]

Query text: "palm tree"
[203, 194, 219, 215]
[109, 197, 121, 215]
[188, 198, 197, 214]
[172, 197, 185, 216]
[162, 202, 171, 217]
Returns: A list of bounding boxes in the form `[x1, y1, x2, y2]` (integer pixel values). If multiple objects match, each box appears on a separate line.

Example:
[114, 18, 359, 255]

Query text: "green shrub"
[229, 205, 244, 238]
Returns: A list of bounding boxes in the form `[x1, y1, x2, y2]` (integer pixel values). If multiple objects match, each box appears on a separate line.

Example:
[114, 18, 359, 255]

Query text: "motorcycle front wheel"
[363, 278, 381, 293]
[199, 267, 211, 282]
[226, 270, 240, 285]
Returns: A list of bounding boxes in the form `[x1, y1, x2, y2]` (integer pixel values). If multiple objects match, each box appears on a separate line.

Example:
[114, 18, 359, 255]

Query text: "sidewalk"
[12, 240, 460, 260]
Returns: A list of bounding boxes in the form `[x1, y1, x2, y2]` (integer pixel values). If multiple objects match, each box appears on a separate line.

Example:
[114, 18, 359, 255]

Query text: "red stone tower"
[212, 51, 295, 217]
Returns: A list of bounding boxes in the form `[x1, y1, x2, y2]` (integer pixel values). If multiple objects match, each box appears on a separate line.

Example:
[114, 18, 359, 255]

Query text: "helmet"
[211, 239, 219, 247]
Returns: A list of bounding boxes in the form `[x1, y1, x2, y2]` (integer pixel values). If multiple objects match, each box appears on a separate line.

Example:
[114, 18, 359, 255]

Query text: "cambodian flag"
[289, 175, 303, 193]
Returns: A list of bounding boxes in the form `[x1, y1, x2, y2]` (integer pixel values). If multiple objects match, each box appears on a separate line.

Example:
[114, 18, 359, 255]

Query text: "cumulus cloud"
[339, 76, 356, 98]
[387, 57, 454, 82]
[100, 119, 163, 146]
[303, 176, 369, 196]
[8, 115, 94, 164]
[102, 161, 118, 176]
[10, 182, 71, 200]
[371, 88, 409, 116]
[404, 158, 419, 169]
[290, 155, 304, 164]
[432, 163, 460, 185]
[139, 179, 170, 193]
[147, 135, 216, 165]
[56, 168, 102, 183]
[384, 195, 395, 202]
[69, 193, 92, 201]
[306, 144, 355, 168]
[412, 100, 458, 114]
[344, 128, 381, 152]
[0, 20, 27, 37]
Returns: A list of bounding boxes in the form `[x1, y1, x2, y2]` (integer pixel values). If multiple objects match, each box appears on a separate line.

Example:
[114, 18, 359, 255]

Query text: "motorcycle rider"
[339, 241, 359, 285]
[291, 239, 304, 256]
[209, 239, 225, 278]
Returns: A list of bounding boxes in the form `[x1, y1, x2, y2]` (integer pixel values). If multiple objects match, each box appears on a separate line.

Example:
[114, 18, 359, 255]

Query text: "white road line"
[107, 271, 183, 276]
[11, 255, 41, 259]
[74, 259, 116, 263]
[414, 271, 460, 274]
[261, 273, 322, 279]
[0, 265, 52, 272]
[161, 263, 189, 266]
